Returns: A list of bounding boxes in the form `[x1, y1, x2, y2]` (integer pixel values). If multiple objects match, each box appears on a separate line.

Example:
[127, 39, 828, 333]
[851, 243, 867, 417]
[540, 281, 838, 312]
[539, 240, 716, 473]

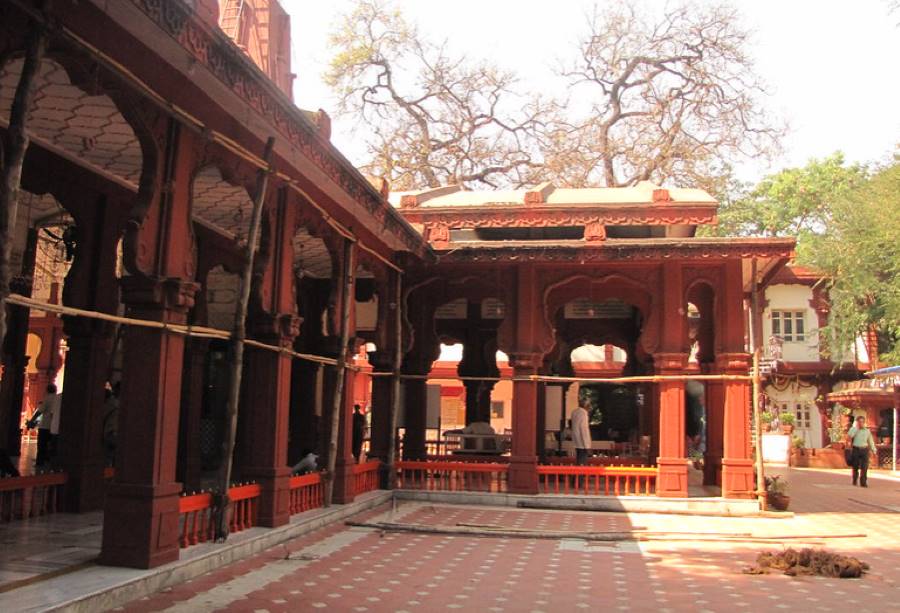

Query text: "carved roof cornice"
[400, 204, 717, 228]
[434, 238, 796, 264]
[121, 0, 429, 259]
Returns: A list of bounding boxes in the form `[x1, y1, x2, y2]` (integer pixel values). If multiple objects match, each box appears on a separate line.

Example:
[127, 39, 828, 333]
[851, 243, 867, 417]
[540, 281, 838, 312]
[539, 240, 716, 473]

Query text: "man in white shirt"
[571, 396, 593, 466]
[847, 415, 877, 487]
[29, 384, 61, 467]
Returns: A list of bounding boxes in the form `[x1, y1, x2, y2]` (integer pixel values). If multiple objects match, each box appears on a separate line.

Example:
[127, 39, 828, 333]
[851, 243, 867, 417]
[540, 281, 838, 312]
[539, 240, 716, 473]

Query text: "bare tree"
[545, 1, 784, 188]
[325, 0, 548, 189]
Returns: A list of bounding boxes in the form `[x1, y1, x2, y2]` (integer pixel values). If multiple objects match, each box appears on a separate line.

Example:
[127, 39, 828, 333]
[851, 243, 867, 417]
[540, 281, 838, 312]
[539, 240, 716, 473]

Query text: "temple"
[0, 0, 794, 571]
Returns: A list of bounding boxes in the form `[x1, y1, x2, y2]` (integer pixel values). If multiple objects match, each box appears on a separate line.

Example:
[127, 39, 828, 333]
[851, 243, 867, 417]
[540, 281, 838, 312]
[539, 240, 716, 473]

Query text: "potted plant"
[779, 412, 795, 435]
[760, 411, 774, 433]
[688, 448, 704, 470]
[827, 405, 851, 449]
[765, 475, 790, 511]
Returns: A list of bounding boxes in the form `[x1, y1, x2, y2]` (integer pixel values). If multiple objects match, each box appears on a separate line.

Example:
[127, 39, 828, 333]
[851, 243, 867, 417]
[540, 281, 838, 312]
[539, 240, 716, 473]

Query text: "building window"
[490, 401, 504, 419]
[781, 402, 812, 429]
[771, 310, 805, 342]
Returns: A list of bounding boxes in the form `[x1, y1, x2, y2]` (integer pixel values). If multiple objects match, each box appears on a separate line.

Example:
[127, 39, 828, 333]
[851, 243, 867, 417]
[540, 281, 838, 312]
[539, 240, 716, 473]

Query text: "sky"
[286, 0, 900, 186]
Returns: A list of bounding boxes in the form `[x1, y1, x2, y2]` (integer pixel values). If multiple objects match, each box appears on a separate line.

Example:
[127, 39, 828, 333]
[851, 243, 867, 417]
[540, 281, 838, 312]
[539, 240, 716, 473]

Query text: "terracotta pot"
[781, 424, 794, 435]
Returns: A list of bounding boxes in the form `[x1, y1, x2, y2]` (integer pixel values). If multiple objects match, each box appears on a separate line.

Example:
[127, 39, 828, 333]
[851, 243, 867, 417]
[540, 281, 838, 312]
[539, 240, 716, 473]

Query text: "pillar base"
[332, 457, 356, 504]
[507, 455, 538, 494]
[656, 457, 688, 497]
[99, 481, 182, 569]
[242, 466, 291, 528]
[722, 458, 755, 499]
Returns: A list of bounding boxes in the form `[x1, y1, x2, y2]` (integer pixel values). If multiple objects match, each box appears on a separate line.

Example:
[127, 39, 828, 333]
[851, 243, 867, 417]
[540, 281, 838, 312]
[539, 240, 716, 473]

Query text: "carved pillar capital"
[715, 352, 751, 374]
[119, 276, 199, 315]
[248, 312, 302, 346]
[653, 352, 689, 374]
[509, 351, 543, 374]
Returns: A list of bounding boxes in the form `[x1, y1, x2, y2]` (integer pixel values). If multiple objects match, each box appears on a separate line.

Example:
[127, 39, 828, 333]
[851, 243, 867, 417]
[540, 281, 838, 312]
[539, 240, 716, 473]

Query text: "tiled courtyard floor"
[114, 466, 900, 612]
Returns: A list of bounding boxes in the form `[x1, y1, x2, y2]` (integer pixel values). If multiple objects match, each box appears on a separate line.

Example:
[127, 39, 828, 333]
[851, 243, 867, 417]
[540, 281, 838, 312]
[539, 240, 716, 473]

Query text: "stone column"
[58, 318, 114, 511]
[332, 359, 357, 504]
[99, 276, 197, 568]
[367, 350, 394, 462]
[703, 378, 725, 487]
[401, 362, 428, 460]
[719, 352, 754, 498]
[655, 353, 688, 497]
[238, 313, 300, 525]
[508, 352, 541, 494]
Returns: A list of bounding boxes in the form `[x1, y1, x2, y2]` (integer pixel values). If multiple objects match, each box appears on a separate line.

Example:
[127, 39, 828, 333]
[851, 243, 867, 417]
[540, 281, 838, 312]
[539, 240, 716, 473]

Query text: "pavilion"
[0, 0, 792, 570]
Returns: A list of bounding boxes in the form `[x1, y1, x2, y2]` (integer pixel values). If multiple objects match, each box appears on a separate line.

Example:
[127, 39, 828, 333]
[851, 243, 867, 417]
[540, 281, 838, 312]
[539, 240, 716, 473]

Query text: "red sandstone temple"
[0, 0, 795, 569]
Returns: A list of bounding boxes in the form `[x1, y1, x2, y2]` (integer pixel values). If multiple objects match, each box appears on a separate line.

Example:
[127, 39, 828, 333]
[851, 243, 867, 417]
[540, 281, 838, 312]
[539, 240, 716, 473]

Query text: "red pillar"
[508, 352, 540, 494]
[99, 276, 197, 568]
[703, 379, 725, 487]
[401, 370, 428, 460]
[367, 351, 393, 462]
[59, 320, 113, 511]
[656, 353, 688, 497]
[332, 363, 357, 504]
[720, 353, 754, 498]
[239, 314, 299, 524]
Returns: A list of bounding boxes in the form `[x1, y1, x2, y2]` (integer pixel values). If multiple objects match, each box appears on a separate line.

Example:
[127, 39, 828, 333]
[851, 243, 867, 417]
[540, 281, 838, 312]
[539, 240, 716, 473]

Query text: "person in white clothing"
[28, 384, 61, 467]
[571, 396, 593, 465]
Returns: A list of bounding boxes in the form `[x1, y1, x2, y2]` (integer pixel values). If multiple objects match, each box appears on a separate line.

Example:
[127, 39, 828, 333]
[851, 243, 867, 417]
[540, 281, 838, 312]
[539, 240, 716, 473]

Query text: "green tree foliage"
[801, 161, 900, 363]
[710, 153, 867, 238]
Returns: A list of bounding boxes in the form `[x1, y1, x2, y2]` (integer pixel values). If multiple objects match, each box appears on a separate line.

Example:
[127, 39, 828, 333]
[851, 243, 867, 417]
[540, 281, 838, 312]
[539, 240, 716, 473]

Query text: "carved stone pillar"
[99, 276, 197, 569]
[655, 353, 688, 497]
[59, 318, 114, 511]
[508, 352, 541, 494]
[367, 350, 394, 462]
[237, 313, 300, 526]
[401, 363, 428, 460]
[332, 356, 358, 504]
[719, 352, 754, 498]
[703, 375, 725, 487]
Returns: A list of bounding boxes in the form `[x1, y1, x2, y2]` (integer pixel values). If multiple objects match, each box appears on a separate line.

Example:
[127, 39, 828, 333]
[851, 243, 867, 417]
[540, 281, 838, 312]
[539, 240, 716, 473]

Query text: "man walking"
[848, 415, 877, 487]
[571, 395, 593, 466]
[352, 404, 366, 461]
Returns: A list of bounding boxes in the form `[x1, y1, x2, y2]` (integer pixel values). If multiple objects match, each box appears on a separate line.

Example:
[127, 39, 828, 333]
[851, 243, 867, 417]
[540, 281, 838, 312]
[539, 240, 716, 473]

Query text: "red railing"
[289, 472, 324, 514]
[537, 465, 657, 496]
[353, 460, 381, 496]
[0, 472, 67, 522]
[541, 456, 650, 467]
[396, 460, 508, 492]
[178, 483, 261, 548]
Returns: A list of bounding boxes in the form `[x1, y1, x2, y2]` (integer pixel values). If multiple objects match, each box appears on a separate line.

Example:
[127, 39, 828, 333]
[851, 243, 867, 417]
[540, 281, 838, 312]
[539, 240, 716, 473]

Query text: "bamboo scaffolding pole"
[4, 293, 338, 366]
[0, 21, 45, 355]
[324, 239, 355, 507]
[385, 269, 403, 487]
[214, 137, 275, 541]
[750, 258, 767, 511]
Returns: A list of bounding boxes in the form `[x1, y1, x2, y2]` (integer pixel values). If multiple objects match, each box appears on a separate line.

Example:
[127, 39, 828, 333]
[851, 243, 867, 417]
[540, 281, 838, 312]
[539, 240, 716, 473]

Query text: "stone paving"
[110, 466, 900, 613]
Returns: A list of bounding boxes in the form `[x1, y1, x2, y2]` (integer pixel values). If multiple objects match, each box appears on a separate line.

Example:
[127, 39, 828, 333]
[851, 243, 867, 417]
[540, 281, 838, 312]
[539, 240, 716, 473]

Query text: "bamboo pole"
[324, 239, 355, 506]
[214, 137, 275, 541]
[385, 269, 403, 488]
[0, 22, 45, 354]
[750, 258, 767, 511]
